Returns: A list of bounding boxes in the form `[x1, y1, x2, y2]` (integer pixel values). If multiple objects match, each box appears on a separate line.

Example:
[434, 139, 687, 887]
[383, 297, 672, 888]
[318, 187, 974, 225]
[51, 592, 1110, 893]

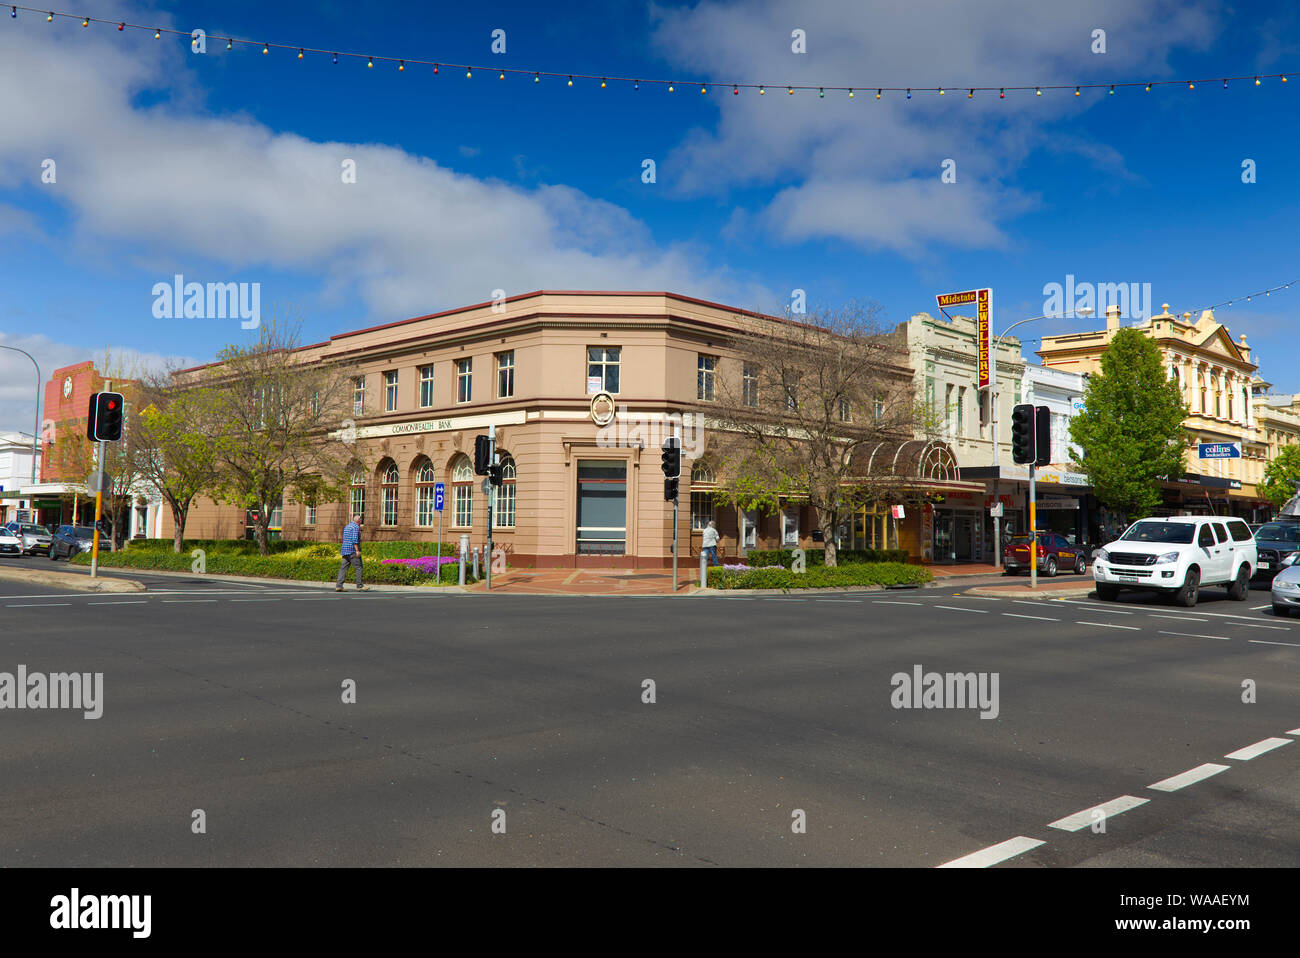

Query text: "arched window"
[349, 466, 366, 521]
[415, 460, 437, 527]
[494, 457, 516, 528]
[691, 461, 715, 484]
[690, 461, 715, 530]
[452, 456, 474, 528]
[381, 462, 399, 526]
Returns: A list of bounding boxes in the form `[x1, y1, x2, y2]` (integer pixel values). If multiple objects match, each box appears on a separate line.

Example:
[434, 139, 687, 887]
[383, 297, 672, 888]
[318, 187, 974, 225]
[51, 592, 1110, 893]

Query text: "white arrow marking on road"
[937, 836, 1045, 869]
[1148, 763, 1230, 792]
[1224, 737, 1293, 761]
[1048, 795, 1149, 832]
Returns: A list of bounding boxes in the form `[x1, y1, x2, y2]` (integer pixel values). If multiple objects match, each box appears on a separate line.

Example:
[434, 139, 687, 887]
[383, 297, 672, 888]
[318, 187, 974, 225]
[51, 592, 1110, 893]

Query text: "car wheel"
[1274, 604, 1291, 618]
[1046, 556, 1057, 578]
[48, 549, 57, 561]
[1076, 555, 1086, 575]
[1097, 584, 1119, 601]
[1174, 567, 1200, 608]
[1227, 564, 1249, 601]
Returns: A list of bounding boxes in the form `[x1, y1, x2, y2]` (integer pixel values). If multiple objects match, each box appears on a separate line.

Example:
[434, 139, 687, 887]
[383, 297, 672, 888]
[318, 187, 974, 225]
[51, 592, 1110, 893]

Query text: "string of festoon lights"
[7, 4, 1295, 101]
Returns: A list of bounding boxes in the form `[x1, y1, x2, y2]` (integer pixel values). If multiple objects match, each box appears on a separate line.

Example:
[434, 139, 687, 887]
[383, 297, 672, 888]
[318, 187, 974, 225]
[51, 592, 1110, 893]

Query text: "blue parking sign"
[434, 482, 445, 511]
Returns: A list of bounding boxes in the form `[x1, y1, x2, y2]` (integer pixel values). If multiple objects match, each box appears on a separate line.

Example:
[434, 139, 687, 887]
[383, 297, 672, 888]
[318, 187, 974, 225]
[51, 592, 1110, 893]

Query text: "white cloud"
[650, 0, 1216, 252]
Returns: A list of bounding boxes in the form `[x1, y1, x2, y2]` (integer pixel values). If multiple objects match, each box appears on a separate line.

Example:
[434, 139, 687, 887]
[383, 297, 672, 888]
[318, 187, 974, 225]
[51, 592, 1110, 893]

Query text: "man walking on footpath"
[336, 514, 367, 591]
[701, 519, 721, 566]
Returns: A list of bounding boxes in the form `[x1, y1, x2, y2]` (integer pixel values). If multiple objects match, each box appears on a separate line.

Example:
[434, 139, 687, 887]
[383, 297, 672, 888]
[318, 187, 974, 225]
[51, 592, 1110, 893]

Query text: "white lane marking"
[1076, 621, 1141, 630]
[935, 605, 989, 613]
[766, 598, 806, 602]
[1055, 598, 1273, 623]
[1002, 612, 1060, 621]
[1287, 728, 1300, 735]
[293, 597, 344, 601]
[937, 836, 1045, 869]
[1149, 614, 1208, 622]
[229, 598, 282, 602]
[1148, 763, 1230, 792]
[964, 597, 1003, 602]
[161, 599, 218, 603]
[5, 602, 71, 607]
[87, 600, 148, 605]
[1051, 599, 1135, 614]
[1251, 605, 1271, 610]
[1224, 737, 1293, 761]
[1250, 639, 1300, 648]
[1048, 795, 1149, 832]
[1240, 623, 1290, 631]
[815, 599, 860, 604]
[1158, 630, 1229, 641]
[874, 600, 922, 606]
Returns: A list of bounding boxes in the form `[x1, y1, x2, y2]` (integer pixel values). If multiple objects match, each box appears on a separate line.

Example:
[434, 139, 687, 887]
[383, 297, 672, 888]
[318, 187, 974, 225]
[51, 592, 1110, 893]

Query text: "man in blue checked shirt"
[336, 514, 367, 591]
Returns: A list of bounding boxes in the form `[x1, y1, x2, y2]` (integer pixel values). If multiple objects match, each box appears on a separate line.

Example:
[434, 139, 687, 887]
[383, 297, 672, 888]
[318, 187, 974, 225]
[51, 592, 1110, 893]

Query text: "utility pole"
[486, 423, 495, 591]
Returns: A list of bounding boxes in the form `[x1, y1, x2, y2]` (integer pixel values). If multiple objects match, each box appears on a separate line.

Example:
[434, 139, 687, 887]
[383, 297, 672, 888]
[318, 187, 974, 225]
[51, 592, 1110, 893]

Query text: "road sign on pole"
[434, 482, 444, 574]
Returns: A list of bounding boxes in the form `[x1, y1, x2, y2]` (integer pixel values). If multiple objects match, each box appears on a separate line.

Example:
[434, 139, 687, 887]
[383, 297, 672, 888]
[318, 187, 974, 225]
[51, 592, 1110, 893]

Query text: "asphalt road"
[0, 564, 1295, 867]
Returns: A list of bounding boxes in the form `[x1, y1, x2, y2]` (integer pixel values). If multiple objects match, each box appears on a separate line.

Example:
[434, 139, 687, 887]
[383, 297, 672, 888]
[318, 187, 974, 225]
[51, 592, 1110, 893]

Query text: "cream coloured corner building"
[169, 291, 976, 566]
[1038, 303, 1280, 520]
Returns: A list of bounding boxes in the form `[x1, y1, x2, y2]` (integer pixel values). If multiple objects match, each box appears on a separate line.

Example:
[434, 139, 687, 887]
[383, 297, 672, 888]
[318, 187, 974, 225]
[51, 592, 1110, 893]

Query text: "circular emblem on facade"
[63, 376, 73, 398]
[589, 390, 616, 426]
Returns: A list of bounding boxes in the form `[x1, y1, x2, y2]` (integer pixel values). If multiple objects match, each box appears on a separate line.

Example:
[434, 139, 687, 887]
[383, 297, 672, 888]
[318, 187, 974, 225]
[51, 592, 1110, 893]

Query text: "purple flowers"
[381, 556, 459, 574]
[722, 563, 782, 571]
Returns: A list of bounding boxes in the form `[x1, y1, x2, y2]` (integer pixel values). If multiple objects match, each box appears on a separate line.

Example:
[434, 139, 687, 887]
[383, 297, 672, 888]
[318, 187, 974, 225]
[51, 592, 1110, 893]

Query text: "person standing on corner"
[701, 519, 721, 566]
[336, 513, 367, 592]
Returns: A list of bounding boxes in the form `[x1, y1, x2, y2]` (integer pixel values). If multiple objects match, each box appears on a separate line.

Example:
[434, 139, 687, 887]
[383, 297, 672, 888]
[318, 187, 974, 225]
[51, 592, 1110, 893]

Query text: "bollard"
[459, 549, 466, 586]
[700, 550, 707, 587]
[472, 546, 479, 580]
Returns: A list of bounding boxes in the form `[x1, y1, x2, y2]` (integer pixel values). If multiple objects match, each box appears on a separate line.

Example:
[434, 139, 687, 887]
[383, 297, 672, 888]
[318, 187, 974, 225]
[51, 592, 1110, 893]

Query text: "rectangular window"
[587, 347, 620, 394]
[456, 358, 472, 403]
[350, 486, 365, 521]
[690, 491, 714, 530]
[945, 384, 955, 432]
[384, 370, 399, 412]
[957, 387, 966, 436]
[743, 363, 758, 407]
[874, 394, 885, 421]
[419, 365, 435, 407]
[352, 376, 365, 415]
[454, 484, 473, 527]
[382, 486, 398, 526]
[495, 483, 516, 528]
[496, 351, 515, 399]
[304, 504, 317, 526]
[697, 355, 717, 401]
[839, 397, 851, 422]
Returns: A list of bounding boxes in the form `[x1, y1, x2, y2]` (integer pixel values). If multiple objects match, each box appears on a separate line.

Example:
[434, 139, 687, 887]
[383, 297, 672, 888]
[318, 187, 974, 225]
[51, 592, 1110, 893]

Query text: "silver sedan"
[1271, 557, 1300, 618]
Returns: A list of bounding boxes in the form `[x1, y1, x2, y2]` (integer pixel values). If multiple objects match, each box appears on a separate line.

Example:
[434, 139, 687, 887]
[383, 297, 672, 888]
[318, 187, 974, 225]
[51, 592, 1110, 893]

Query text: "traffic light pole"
[486, 424, 495, 592]
[1029, 463, 1037, 590]
[90, 439, 104, 579]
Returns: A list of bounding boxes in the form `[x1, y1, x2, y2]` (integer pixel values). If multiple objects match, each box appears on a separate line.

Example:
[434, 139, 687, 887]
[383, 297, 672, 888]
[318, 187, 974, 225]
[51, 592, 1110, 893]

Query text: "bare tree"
[708, 302, 918, 566]
[203, 312, 354, 555]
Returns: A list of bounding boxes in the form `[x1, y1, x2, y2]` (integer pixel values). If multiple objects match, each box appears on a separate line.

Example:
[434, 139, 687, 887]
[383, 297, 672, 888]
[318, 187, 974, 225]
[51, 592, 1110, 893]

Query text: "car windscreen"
[18, 525, 46, 535]
[1120, 521, 1196, 544]
[1256, 523, 1300, 542]
[71, 527, 96, 537]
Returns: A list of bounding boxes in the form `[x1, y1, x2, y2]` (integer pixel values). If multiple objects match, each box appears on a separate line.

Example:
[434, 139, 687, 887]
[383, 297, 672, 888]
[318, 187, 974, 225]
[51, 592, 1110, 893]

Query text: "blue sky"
[2, 0, 1298, 433]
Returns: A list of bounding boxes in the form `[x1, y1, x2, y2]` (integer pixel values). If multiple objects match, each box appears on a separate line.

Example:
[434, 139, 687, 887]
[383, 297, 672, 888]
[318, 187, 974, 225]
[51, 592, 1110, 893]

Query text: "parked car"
[2, 522, 53, 556]
[0, 526, 21, 556]
[1003, 532, 1088, 576]
[1252, 520, 1300, 582]
[1093, 516, 1256, 607]
[49, 525, 98, 561]
[1271, 555, 1300, 617]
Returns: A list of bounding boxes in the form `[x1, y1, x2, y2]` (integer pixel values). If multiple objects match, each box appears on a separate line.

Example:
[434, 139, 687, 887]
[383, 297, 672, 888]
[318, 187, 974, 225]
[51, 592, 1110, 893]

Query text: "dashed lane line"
[1288, 728, 1300, 735]
[1148, 763, 1231, 792]
[4, 602, 70, 607]
[87, 600, 148, 605]
[1157, 630, 1230, 641]
[934, 605, 989, 613]
[1249, 639, 1300, 648]
[1149, 614, 1208, 622]
[1002, 612, 1060, 621]
[1224, 737, 1293, 761]
[161, 599, 219, 603]
[1239, 623, 1291, 630]
[815, 599, 861, 604]
[1047, 795, 1149, 832]
[873, 600, 922, 606]
[1076, 621, 1141, 630]
[937, 836, 1045, 869]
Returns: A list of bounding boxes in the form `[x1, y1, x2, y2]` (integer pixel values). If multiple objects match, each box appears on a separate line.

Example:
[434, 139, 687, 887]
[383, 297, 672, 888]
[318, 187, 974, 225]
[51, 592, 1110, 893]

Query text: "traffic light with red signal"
[86, 391, 125, 442]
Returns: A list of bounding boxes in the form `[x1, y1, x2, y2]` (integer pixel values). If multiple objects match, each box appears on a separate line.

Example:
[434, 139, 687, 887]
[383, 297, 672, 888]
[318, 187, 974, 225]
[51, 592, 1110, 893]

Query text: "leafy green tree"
[1069, 327, 1188, 518]
[1260, 444, 1300, 509]
[136, 371, 219, 553]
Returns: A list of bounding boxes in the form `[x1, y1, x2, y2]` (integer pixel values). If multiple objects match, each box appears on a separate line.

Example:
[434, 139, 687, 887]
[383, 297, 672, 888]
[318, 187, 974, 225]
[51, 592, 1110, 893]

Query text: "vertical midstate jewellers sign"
[936, 288, 993, 389]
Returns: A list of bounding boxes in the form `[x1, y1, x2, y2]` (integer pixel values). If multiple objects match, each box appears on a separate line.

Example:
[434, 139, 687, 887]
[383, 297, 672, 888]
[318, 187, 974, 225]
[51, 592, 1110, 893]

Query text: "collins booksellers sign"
[936, 288, 992, 389]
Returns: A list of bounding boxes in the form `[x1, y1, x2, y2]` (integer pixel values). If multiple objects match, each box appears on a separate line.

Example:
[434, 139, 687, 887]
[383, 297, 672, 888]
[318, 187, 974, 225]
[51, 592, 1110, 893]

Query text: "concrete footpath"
[0, 563, 145, 593]
[964, 577, 1097, 598]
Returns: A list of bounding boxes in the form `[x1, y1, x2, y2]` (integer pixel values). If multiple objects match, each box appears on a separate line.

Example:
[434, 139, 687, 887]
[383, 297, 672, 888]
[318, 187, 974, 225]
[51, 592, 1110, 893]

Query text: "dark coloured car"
[1003, 532, 1087, 576]
[49, 525, 98, 561]
[1252, 520, 1300, 581]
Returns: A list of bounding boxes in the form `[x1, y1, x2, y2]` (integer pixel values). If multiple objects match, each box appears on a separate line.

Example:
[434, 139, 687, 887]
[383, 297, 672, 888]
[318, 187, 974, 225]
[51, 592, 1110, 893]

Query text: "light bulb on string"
[227, 38, 232, 50]
[1109, 85, 1114, 95]
[466, 67, 471, 78]
[10, 8, 16, 18]
[999, 88, 1004, 99]
[634, 79, 639, 90]
[847, 88, 853, 98]
[906, 88, 911, 99]
[876, 89, 882, 99]
[1035, 87, 1041, 95]
[433, 63, 439, 73]
[401, 61, 408, 72]
[600, 78, 606, 88]
[1188, 81, 1194, 90]
[263, 43, 270, 55]
[1074, 86, 1080, 96]
[938, 87, 944, 95]
[1282, 75, 1288, 82]
[81, 17, 88, 27]
[367, 57, 373, 68]
[534, 73, 540, 83]
[155, 29, 161, 39]
[333, 53, 339, 64]
[818, 87, 824, 98]
[47, 12, 52, 22]
[498, 70, 504, 80]
[298, 49, 304, 60]
[968, 89, 973, 98]
[1222, 78, 1227, 88]
[702, 83, 708, 94]
[736, 85, 741, 95]
[788, 86, 794, 95]
[1145, 82, 1152, 91]
[668, 83, 674, 92]
[568, 76, 574, 87]
[118, 23, 124, 31]
[1255, 77, 1260, 85]
[759, 85, 765, 95]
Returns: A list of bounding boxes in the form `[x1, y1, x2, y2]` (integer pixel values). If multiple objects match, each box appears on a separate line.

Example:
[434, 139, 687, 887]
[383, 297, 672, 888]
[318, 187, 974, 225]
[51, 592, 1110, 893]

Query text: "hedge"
[123, 538, 459, 559]
[70, 541, 475, 585]
[744, 547, 910, 568]
[707, 561, 931, 590]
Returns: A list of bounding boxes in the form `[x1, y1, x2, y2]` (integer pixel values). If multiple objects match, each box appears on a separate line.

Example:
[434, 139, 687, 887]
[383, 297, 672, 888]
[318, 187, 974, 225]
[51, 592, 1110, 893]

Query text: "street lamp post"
[0, 344, 41, 485]
[987, 308, 1093, 569]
